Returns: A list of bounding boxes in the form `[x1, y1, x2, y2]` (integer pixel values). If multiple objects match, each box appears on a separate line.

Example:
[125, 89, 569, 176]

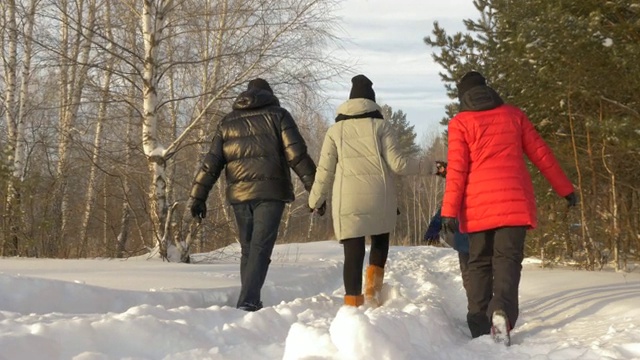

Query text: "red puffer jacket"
[441, 103, 574, 233]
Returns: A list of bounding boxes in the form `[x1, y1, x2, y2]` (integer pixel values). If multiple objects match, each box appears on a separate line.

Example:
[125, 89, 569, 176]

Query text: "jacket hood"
[232, 88, 280, 110]
[458, 85, 504, 112]
[335, 98, 383, 122]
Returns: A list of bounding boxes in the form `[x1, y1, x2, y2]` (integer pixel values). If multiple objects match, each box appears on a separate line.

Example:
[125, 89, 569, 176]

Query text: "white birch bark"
[2, 0, 19, 255]
[141, 0, 171, 254]
[14, 0, 36, 186]
[2, 0, 36, 256]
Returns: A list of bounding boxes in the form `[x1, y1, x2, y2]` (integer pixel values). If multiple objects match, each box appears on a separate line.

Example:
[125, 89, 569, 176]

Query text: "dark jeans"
[342, 233, 390, 295]
[232, 200, 285, 309]
[466, 226, 526, 338]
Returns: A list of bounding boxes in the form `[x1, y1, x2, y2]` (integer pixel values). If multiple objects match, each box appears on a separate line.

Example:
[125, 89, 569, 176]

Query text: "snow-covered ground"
[1, 241, 639, 359]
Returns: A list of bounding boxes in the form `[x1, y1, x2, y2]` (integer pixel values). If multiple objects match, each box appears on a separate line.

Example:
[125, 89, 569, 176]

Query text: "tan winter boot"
[344, 294, 364, 307]
[364, 265, 384, 307]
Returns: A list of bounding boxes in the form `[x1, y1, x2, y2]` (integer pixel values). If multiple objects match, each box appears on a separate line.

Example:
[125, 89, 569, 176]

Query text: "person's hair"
[435, 161, 447, 178]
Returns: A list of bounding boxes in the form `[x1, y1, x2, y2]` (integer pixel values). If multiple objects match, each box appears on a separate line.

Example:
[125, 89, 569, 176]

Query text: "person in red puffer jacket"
[441, 71, 577, 345]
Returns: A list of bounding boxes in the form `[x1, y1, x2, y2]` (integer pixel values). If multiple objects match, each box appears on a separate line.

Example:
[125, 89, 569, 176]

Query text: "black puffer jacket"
[190, 88, 316, 204]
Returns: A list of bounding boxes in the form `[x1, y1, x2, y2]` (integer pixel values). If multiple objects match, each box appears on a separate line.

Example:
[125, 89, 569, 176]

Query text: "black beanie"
[457, 71, 486, 98]
[349, 74, 376, 101]
[247, 78, 273, 94]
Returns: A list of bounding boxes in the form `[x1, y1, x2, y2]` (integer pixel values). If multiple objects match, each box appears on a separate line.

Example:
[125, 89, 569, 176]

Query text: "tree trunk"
[115, 90, 136, 258]
[52, 0, 96, 257]
[141, 0, 170, 254]
[79, 66, 113, 257]
[2, 0, 19, 256]
[568, 95, 597, 270]
[600, 103, 620, 271]
[2, 0, 37, 256]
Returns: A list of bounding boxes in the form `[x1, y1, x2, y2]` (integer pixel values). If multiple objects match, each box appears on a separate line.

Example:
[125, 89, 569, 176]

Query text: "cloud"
[325, 0, 478, 136]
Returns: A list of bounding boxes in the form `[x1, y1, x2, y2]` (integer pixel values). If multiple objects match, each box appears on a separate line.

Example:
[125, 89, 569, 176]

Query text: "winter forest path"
[1, 242, 639, 359]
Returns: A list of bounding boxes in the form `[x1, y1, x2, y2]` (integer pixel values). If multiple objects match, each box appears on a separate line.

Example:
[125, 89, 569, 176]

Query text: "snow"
[148, 146, 166, 158]
[1, 241, 639, 360]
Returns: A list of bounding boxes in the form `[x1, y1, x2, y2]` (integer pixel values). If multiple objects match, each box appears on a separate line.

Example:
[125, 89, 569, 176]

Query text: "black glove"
[310, 201, 326, 216]
[565, 192, 578, 207]
[441, 217, 458, 235]
[190, 198, 207, 219]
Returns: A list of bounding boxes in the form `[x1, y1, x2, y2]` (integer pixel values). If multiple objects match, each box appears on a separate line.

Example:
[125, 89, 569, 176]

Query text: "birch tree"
[48, 0, 98, 256]
[1, 0, 37, 256]
[78, 0, 117, 257]
[1, 0, 20, 256]
[114, 87, 138, 258]
[136, 0, 343, 261]
[0, 0, 344, 259]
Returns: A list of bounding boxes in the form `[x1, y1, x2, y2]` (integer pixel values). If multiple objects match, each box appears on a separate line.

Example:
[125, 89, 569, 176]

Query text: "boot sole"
[491, 310, 511, 346]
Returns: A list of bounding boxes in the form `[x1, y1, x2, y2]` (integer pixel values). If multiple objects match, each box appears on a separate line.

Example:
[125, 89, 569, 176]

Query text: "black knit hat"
[247, 78, 273, 94]
[457, 71, 486, 98]
[349, 74, 376, 101]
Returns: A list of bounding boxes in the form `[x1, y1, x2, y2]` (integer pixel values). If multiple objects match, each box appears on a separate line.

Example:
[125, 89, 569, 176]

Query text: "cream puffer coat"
[308, 99, 419, 240]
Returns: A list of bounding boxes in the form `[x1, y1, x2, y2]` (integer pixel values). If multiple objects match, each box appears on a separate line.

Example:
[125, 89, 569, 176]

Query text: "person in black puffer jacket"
[189, 78, 319, 312]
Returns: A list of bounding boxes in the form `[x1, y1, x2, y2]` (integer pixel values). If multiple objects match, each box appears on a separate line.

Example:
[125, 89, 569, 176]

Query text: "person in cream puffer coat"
[309, 75, 419, 307]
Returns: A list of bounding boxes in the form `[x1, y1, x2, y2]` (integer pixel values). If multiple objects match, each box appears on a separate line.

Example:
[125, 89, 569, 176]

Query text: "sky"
[325, 0, 480, 140]
[1, 240, 640, 360]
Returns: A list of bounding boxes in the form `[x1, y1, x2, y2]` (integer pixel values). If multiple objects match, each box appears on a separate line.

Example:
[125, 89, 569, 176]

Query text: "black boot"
[467, 312, 491, 338]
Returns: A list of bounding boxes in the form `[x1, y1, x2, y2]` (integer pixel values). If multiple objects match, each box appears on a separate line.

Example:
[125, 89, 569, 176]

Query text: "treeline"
[0, 0, 439, 262]
[0, 0, 347, 260]
[425, 0, 640, 270]
[2, 0, 637, 271]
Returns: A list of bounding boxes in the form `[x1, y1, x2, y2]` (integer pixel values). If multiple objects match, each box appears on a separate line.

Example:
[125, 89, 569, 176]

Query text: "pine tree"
[423, 0, 500, 127]
[380, 105, 420, 156]
[423, 0, 640, 267]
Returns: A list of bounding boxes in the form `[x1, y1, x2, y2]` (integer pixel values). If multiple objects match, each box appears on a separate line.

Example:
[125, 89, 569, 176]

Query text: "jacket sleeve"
[424, 208, 442, 240]
[441, 116, 470, 218]
[379, 121, 420, 175]
[308, 130, 337, 209]
[520, 113, 574, 197]
[280, 110, 317, 191]
[190, 127, 226, 201]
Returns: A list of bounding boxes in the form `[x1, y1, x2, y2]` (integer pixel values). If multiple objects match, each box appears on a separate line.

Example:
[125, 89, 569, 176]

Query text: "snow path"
[1, 242, 639, 359]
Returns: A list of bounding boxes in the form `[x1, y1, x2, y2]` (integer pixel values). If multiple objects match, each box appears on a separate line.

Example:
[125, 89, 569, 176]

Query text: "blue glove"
[424, 228, 440, 242]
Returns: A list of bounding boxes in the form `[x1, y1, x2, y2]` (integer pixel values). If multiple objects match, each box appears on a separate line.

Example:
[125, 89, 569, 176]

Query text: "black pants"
[342, 233, 390, 296]
[466, 226, 526, 338]
[232, 200, 285, 308]
[459, 251, 470, 294]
